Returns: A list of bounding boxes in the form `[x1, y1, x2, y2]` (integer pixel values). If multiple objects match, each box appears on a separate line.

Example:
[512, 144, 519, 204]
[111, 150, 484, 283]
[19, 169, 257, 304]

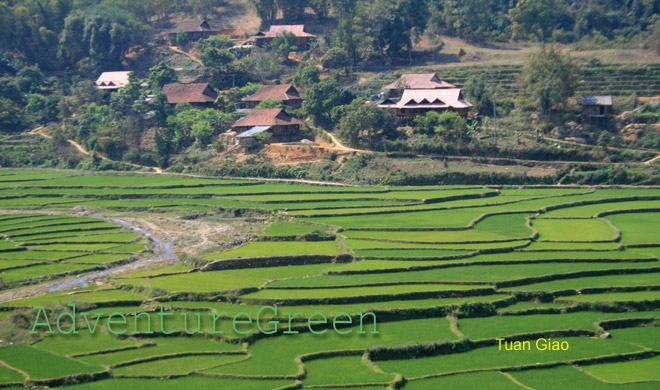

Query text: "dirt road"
[320, 129, 369, 154]
[168, 46, 203, 66]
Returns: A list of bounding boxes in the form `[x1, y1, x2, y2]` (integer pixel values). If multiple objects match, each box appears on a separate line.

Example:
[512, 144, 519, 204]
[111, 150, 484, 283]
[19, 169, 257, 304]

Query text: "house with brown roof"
[250, 25, 316, 48]
[164, 20, 242, 45]
[240, 84, 303, 109]
[378, 88, 473, 121]
[95, 71, 131, 90]
[384, 74, 456, 98]
[231, 108, 304, 147]
[162, 83, 218, 108]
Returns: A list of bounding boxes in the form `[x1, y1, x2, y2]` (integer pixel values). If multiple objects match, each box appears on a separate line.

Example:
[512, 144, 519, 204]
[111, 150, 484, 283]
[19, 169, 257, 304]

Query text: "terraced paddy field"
[0, 169, 658, 389]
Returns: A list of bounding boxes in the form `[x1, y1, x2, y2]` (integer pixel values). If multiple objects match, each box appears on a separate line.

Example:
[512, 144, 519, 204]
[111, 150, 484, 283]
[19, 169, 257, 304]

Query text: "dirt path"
[320, 128, 369, 154]
[643, 154, 660, 165]
[541, 135, 658, 159]
[28, 127, 164, 173]
[168, 46, 204, 66]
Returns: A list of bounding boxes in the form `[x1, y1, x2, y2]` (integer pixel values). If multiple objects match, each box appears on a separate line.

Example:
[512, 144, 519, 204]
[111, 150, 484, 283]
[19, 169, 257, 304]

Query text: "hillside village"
[1, 2, 660, 389]
[1, 0, 660, 185]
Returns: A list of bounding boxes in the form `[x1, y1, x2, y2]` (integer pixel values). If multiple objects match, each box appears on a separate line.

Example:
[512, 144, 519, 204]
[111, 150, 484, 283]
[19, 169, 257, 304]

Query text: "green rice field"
[0, 170, 657, 388]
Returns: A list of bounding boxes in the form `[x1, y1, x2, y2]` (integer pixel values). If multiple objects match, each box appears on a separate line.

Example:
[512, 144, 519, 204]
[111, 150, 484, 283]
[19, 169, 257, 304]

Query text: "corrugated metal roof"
[95, 71, 131, 89]
[582, 96, 612, 106]
[384, 74, 455, 90]
[236, 126, 272, 138]
[256, 25, 316, 38]
[378, 89, 473, 109]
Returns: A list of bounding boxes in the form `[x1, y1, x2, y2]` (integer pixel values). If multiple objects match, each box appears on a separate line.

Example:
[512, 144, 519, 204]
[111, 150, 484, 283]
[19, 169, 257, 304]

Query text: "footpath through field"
[27, 127, 164, 173]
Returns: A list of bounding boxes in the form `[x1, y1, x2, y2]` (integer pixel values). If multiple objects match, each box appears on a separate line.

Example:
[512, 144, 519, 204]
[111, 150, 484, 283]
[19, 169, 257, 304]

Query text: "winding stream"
[47, 217, 176, 292]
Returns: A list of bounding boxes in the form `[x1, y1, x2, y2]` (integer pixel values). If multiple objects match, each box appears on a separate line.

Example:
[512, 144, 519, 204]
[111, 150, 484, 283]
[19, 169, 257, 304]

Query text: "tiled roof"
[255, 25, 316, 38]
[378, 89, 473, 109]
[95, 71, 131, 89]
[162, 83, 218, 104]
[242, 84, 302, 102]
[582, 96, 612, 106]
[231, 108, 304, 127]
[384, 74, 455, 90]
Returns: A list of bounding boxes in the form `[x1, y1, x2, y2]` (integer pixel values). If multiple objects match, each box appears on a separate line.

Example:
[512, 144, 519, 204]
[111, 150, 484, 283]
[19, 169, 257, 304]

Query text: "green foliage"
[321, 47, 350, 70]
[26, 94, 61, 124]
[200, 48, 235, 68]
[16, 66, 44, 93]
[303, 79, 355, 127]
[255, 99, 284, 109]
[255, 130, 273, 143]
[271, 31, 299, 57]
[464, 74, 495, 115]
[651, 19, 660, 55]
[293, 61, 320, 89]
[245, 50, 282, 83]
[198, 35, 233, 51]
[336, 99, 398, 149]
[414, 111, 470, 143]
[148, 62, 178, 89]
[510, 0, 565, 42]
[168, 108, 224, 147]
[0, 97, 25, 130]
[57, 6, 149, 73]
[519, 45, 581, 116]
[176, 30, 189, 46]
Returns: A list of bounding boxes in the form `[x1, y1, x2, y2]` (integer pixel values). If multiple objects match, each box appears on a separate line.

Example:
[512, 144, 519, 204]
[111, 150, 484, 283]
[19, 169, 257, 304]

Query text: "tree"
[337, 99, 397, 148]
[293, 61, 320, 89]
[321, 47, 350, 72]
[256, 99, 284, 108]
[510, 0, 563, 42]
[176, 30, 189, 46]
[372, 0, 430, 61]
[271, 32, 299, 57]
[246, 51, 282, 83]
[0, 98, 24, 131]
[335, 11, 373, 65]
[58, 7, 149, 73]
[444, 0, 499, 43]
[464, 74, 494, 115]
[200, 48, 235, 68]
[310, 0, 330, 21]
[249, 0, 277, 22]
[651, 19, 660, 55]
[191, 121, 214, 144]
[149, 62, 178, 89]
[198, 35, 233, 51]
[276, 0, 306, 22]
[519, 45, 581, 118]
[303, 79, 355, 127]
[16, 66, 44, 93]
[413, 111, 470, 143]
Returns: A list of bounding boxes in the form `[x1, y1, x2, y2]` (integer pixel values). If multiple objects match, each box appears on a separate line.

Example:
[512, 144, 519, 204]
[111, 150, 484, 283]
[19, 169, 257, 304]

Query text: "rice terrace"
[0, 169, 656, 389]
